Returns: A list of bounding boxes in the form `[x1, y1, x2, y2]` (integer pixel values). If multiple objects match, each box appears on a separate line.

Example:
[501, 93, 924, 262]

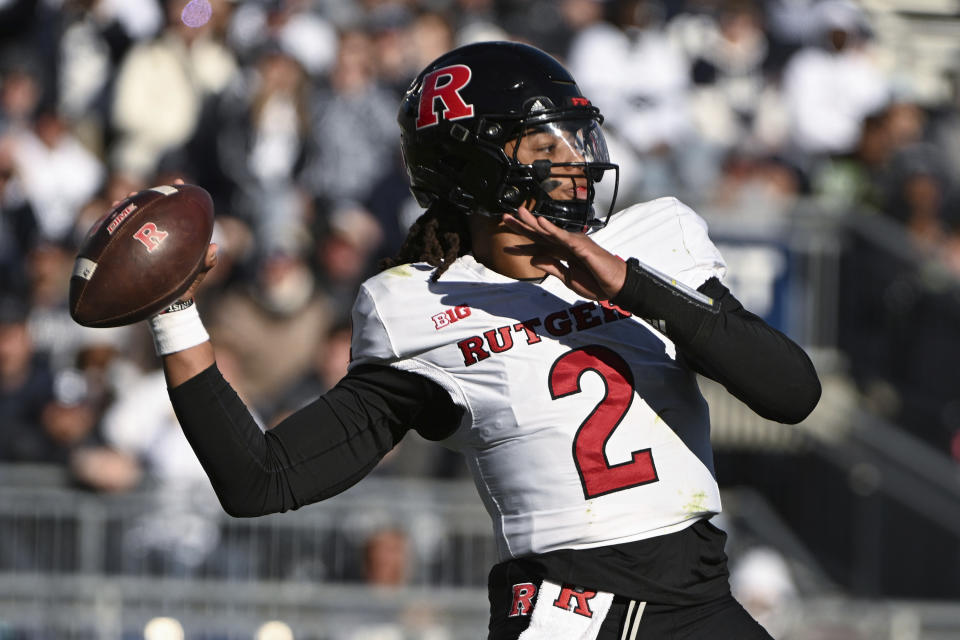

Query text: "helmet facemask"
[496, 116, 619, 232]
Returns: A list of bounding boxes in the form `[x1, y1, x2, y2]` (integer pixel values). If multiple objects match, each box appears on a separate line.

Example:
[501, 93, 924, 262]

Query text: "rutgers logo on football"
[416, 64, 475, 129]
[133, 222, 169, 253]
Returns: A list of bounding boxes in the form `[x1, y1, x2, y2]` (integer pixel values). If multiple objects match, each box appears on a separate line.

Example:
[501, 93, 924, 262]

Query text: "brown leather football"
[69, 184, 215, 328]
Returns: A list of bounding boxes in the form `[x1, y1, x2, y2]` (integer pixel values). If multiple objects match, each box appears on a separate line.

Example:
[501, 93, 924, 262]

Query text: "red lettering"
[457, 336, 489, 366]
[544, 310, 572, 336]
[434, 305, 471, 330]
[570, 303, 602, 331]
[599, 299, 631, 319]
[512, 318, 542, 344]
[509, 583, 537, 617]
[483, 326, 514, 353]
[571, 97, 590, 106]
[133, 222, 168, 253]
[417, 65, 475, 129]
[553, 586, 598, 618]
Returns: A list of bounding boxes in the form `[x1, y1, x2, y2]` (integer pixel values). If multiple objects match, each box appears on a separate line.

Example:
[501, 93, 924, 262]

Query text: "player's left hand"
[502, 205, 627, 301]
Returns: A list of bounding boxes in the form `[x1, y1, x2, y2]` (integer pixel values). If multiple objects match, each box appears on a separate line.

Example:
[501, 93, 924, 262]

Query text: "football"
[69, 184, 215, 328]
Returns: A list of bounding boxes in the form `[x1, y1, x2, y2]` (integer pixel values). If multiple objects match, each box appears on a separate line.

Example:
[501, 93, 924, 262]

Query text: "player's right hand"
[502, 205, 627, 302]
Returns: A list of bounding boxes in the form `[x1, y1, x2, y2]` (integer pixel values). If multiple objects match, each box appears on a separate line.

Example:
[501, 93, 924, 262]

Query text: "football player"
[152, 42, 821, 639]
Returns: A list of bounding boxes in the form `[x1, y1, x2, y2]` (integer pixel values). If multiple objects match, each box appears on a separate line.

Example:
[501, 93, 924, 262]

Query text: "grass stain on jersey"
[682, 491, 708, 514]
[386, 265, 415, 277]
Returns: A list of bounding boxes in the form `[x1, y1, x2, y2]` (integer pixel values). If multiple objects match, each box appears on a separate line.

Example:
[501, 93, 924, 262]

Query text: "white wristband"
[148, 299, 210, 356]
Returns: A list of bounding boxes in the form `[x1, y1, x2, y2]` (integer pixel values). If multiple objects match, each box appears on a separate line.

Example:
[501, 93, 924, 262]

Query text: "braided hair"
[380, 203, 472, 281]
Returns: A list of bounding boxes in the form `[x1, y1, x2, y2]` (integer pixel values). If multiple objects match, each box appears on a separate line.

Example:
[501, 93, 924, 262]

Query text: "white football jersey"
[350, 197, 728, 560]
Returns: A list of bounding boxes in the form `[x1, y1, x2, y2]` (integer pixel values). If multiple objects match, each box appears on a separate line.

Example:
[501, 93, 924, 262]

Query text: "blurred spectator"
[0, 135, 37, 293]
[363, 526, 411, 588]
[812, 109, 892, 213]
[881, 142, 950, 250]
[0, 55, 43, 136]
[211, 42, 312, 251]
[407, 10, 455, 80]
[10, 110, 105, 244]
[764, 0, 827, 72]
[0, 293, 54, 462]
[99, 362, 222, 572]
[673, 0, 787, 170]
[781, 0, 890, 158]
[301, 28, 398, 210]
[226, 1, 338, 76]
[111, 0, 237, 177]
[332, 523, 451, 639]
[55, 0, 160, 154]
[566, 0, 699, 201]
[24, 240, 86, 370]
[730, 546, 800, 638]
[315, 204, 384, 309]
[269, 318, 352, 426]
[71, 170, 147, 248]
[39, 368, 104, 463]
[710, 151, 804, 218]
[100, 367, 208, 490]
[366, 3, 416, 96]
[451, 0, 509, 45]
[95, 342, 262, 572]
[0, 302, 134, 492]
[932, 64, 960, 184]
[209, 250, 332, 416]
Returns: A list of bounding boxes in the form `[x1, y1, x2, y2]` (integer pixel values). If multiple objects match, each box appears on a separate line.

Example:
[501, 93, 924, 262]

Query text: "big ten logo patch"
[553, 585, 599, 618]
[432, 304, 471, 330]
[509, 582, 537, 617]
[133, 222, 168, 252]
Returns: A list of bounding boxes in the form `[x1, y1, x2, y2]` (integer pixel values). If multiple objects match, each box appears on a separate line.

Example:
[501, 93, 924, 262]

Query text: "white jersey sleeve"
[592, 196, 726, 290]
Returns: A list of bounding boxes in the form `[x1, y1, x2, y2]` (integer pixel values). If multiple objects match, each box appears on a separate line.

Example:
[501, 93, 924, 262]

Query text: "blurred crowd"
[2, 0, 960, 499]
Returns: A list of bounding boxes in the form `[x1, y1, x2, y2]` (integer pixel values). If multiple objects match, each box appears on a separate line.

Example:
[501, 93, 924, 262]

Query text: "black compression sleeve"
[611, 258, 821, 424]
[168, 364, 461, 517]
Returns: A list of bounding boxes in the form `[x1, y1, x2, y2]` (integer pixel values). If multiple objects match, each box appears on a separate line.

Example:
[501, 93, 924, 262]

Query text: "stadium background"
[1, 0, 960, 637]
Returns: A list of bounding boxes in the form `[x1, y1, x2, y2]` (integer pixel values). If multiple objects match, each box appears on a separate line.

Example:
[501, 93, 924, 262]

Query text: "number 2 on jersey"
[549, 345, 659, 499]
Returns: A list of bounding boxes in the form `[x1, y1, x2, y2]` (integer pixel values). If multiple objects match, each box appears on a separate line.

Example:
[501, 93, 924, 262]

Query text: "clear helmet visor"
[503, 118, 619, 231]
[511, 118, 611, 167]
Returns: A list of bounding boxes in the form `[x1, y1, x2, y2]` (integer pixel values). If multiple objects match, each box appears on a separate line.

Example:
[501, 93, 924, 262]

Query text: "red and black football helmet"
[398, 41, 619, 232]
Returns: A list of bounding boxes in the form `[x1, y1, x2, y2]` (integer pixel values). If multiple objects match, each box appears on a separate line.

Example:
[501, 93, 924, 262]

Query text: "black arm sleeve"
[611, 258, 821, 424]
[168, 364, 462, 517]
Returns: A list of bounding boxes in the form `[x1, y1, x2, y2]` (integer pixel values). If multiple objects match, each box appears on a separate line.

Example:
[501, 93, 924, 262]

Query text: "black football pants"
[489, 588, 774, 639]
